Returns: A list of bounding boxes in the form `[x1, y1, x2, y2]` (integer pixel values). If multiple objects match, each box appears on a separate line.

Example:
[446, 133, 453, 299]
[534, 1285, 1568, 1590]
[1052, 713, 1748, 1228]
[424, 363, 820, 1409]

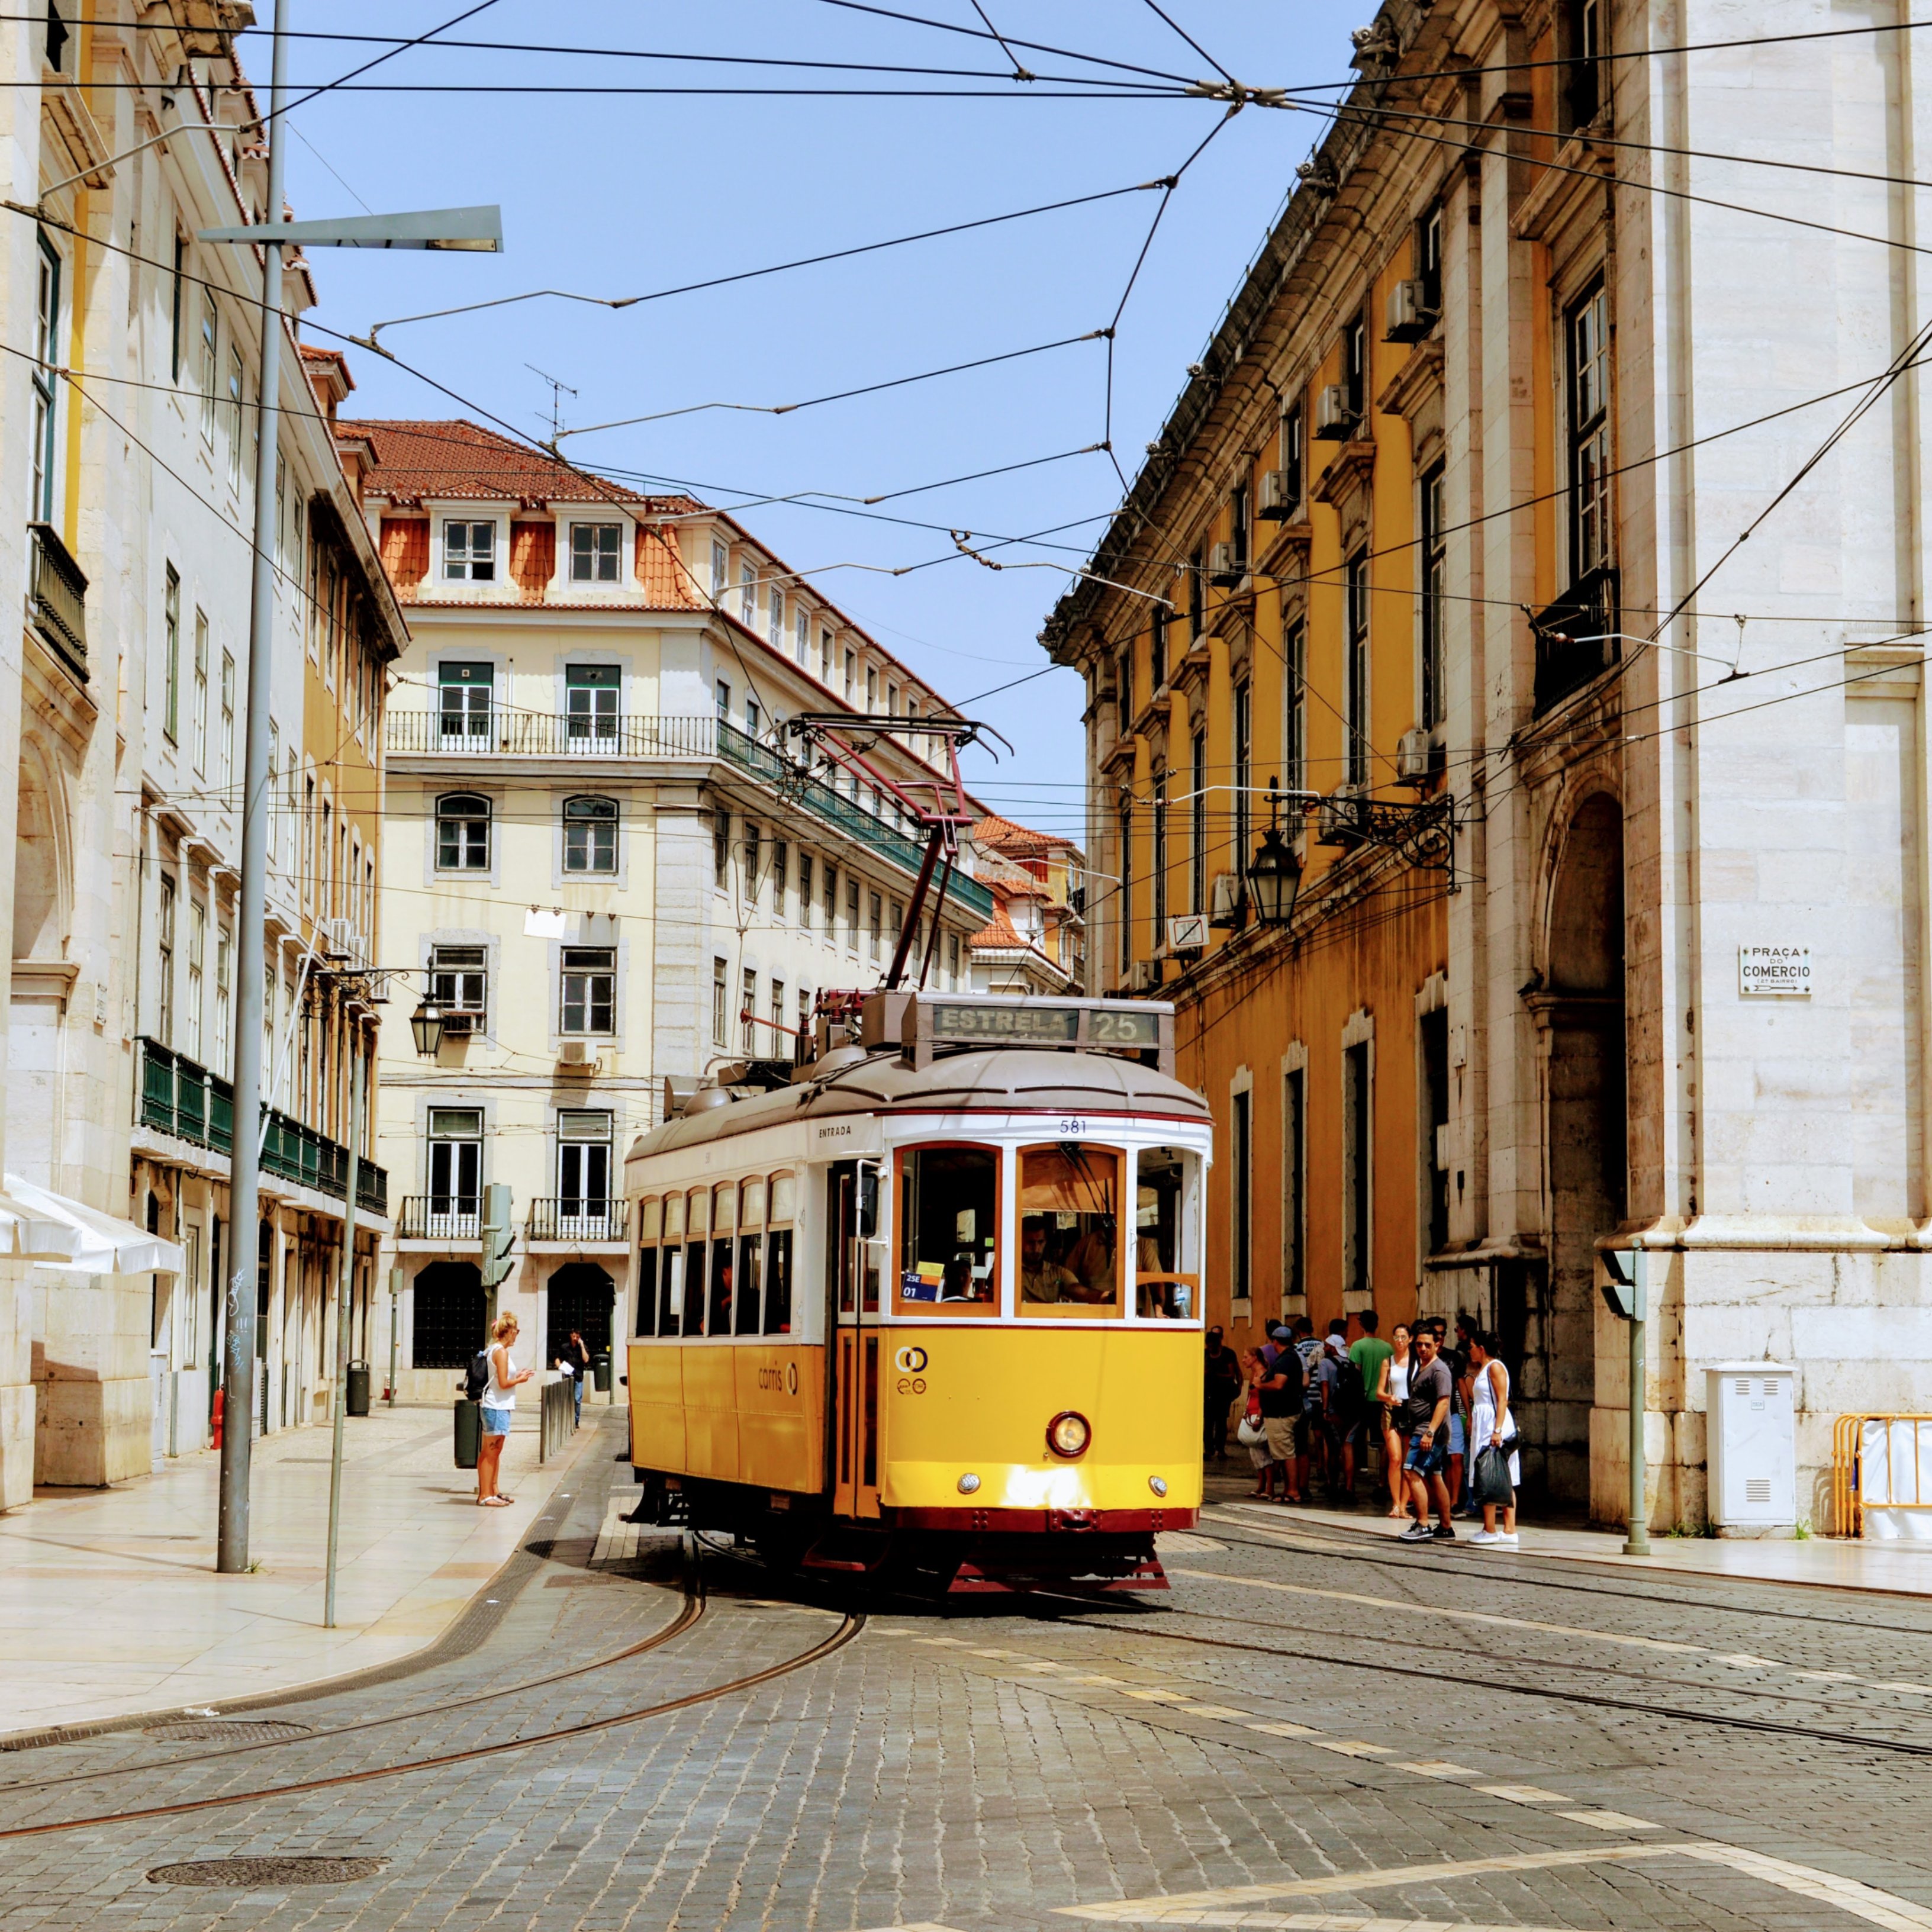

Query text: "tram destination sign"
[881, 991, 1175, 1074]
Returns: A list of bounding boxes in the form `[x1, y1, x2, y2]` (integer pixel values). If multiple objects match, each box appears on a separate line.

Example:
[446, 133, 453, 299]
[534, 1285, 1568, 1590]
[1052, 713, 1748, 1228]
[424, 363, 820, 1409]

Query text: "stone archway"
[546, 1261, 614, 1367]
[1527, 791, 1627, 1506]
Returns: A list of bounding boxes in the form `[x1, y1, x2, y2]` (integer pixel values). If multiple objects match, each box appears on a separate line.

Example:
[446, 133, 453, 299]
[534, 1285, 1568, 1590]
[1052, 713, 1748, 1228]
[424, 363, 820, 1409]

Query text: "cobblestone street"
[5, 1417, 1932, 1932]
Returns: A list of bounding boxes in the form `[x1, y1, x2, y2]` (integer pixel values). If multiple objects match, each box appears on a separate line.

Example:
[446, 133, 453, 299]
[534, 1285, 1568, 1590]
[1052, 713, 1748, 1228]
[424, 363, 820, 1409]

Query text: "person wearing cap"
[1255, 1326, 1304, 1502]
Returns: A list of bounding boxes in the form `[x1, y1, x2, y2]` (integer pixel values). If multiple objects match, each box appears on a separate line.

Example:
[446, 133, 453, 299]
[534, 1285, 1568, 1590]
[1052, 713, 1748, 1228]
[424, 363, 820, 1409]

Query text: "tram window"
[659, 1194, 684, 1335]
[896, 1145, 999, 1315]
[636, 1245, 658, 1337]
[659, 1245, 684, 1337]
[1135, 1145, 1201, 1320]
[1018, 1144, 1123, 1318]
[735, 1178, 765, 1335]
[682, 1189, 708, 1336]
[765, 1227, 793, 1334]
[635, 1197, 661, 1338]
[766, 1171, 796, 1335]
[734, 1234, 762, 1335]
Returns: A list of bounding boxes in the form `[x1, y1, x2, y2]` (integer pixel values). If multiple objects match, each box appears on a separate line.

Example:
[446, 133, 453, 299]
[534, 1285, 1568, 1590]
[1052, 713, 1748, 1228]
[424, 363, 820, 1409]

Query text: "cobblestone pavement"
[7, 1430, 1932, 1932]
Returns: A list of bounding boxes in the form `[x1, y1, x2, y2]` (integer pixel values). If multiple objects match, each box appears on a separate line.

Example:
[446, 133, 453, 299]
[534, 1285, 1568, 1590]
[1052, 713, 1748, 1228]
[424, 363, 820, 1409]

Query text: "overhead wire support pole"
[324, 997, 369, 1628]
[217, 0, 291, 1578]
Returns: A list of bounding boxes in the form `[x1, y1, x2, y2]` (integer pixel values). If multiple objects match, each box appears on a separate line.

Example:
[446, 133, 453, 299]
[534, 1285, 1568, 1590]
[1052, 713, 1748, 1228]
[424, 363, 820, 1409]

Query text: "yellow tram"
[622, 991, 1211, 1592]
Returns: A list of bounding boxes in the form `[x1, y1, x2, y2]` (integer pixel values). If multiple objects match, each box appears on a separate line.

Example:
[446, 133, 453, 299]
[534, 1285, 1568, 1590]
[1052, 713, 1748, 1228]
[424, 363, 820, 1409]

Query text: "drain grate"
[143, 1719, 314, 1743]
[147, 1856, 385, 1888]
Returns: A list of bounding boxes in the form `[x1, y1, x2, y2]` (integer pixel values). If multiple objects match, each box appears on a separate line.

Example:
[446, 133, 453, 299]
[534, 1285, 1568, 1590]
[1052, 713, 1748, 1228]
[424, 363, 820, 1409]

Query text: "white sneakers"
[1470, 1528, 1519, 1547]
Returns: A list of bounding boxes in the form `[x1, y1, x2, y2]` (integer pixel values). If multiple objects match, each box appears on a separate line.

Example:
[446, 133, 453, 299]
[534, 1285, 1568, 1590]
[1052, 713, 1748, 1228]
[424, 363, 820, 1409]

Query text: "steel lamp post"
[203, 0, 501, 1578]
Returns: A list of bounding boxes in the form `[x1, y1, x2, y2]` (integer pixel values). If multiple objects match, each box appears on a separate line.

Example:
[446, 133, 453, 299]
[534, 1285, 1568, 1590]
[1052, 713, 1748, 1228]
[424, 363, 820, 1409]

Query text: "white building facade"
[347, 423, 991, 1396]
[0, 5, 404, 1500]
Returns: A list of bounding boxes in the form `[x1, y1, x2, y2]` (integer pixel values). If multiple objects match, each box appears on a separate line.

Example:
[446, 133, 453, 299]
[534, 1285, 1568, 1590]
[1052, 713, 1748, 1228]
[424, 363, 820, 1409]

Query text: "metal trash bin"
[346, 1361, 371, 1417]
[593, 1350, 612, 1393]
[453, 1396, 481, 1469]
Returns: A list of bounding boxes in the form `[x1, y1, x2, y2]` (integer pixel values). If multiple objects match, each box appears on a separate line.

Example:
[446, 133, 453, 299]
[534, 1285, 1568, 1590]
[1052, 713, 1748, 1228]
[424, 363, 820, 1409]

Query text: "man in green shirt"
[1349, 1310, 1394, 1453]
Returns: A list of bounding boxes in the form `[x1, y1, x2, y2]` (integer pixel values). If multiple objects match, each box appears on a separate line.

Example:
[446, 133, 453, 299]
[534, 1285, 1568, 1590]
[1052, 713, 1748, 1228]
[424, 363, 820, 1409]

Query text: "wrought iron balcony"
[136, 1038, 387, 1217]
[398, 1195, 481, 1241]
[386, 709, 716, 759]
[27, 521, 86, 680]
[527, 1197, 629, 1243]
[384, 711, 997, 920]
[1531, 565, 1620, 715]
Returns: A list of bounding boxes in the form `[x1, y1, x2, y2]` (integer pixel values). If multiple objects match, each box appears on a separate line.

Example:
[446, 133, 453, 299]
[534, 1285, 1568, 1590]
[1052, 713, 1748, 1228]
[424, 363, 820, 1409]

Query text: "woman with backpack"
[478, 1312, 534, 1507]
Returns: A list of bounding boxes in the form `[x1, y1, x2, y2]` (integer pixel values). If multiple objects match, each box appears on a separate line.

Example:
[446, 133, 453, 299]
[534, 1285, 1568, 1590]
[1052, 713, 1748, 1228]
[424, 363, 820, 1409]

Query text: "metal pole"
[387, 1264, 401, 1408]
[216, 0, 290, 1575]
[1623, 1248, 1650, 1557]
[323, 1010, 365, 1627]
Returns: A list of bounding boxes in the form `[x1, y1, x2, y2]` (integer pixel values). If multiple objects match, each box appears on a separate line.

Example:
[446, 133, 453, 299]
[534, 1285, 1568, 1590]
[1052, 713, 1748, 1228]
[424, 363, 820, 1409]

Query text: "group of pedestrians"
[1205, 1309, 1521, 1547]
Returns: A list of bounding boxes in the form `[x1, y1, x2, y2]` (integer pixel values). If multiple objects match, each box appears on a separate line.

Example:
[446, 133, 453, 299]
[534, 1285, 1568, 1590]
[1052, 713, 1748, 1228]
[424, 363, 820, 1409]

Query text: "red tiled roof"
[340, 417, 701, 513]
[973, 812, 1075, 861]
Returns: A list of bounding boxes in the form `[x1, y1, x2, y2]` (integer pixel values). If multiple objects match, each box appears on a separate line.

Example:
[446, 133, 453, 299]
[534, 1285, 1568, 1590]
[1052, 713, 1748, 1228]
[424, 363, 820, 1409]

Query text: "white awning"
[2, 1173, 185, 1275]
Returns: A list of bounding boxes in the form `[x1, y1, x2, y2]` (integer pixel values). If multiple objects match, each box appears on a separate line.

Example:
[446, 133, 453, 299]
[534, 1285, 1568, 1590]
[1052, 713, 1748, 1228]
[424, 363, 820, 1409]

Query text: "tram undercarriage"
[631, 1474, 1178, 1595]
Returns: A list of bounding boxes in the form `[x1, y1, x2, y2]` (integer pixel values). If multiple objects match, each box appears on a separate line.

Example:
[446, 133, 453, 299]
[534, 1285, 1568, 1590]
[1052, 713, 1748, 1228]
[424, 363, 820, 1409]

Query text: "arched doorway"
[546, 1261, 613, 1367]
[1531, 791, 1627, 1506]
[413, 1261, 485, 1370]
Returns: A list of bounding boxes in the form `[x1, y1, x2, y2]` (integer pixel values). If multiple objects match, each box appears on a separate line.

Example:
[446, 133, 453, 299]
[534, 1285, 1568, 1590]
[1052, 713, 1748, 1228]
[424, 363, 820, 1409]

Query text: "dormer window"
[569, 522, 622, 583]
[443, 520, 496, 582]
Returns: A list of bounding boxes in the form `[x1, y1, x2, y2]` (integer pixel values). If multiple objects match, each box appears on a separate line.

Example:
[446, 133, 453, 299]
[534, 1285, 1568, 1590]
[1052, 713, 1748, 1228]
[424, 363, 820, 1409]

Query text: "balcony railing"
[1531, 565, 1620, 715]
[386, 710, 996, 920]
[716, 720, 996, 922]
[136, 1038, 388, 1218]
[387, 709, 716, 759]
[398, 1195, 481, 1241]
[27, 521, 87, 680]
[527, 1197, 629, 1242]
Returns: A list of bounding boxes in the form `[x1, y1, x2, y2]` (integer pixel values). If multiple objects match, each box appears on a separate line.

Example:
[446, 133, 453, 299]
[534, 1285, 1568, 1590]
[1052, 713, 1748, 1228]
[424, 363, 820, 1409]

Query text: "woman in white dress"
[1377, 1322, 1413, 1518]
[1467, 1329, 1518, 1546]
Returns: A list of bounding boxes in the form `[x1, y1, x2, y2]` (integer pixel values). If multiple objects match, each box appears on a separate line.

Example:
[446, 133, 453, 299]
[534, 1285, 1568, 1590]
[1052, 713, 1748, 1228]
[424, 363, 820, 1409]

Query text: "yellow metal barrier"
[1831, 1413, 1932, 1537]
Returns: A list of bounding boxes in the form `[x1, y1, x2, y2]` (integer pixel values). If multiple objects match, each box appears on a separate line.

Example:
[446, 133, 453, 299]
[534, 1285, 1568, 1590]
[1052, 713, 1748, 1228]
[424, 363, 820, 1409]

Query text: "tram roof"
[628, 1046, 1212, 1162]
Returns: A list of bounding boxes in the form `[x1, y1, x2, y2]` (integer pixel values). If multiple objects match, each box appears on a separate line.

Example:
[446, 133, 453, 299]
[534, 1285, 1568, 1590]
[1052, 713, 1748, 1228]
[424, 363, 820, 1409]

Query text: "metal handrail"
[136, 1038, 387, 1215]
[27, 521, 87, 677]
[384, 712, 996, 919]
[527, 1197, 629, 1242]
[399, 1194, 482, 1241]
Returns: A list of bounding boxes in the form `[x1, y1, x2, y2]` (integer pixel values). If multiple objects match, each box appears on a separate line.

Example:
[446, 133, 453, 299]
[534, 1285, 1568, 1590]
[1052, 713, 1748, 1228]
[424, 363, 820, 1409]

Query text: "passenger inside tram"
[898, 1145, 997, 1308]
[1019, 1144, 1119, 1309]
[1135, 1146, 1196, 1319]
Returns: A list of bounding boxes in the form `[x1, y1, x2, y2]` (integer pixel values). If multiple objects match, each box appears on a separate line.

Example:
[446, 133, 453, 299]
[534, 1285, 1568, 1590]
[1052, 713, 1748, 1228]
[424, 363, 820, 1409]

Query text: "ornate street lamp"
[410, 1002, 446, 1058]
[1247, 780, 1303, 928]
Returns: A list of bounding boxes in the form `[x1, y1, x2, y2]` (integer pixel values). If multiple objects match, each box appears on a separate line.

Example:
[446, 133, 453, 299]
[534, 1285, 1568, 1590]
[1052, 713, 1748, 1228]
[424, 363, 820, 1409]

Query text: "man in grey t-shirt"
[1397, 1328, 1458, 1543]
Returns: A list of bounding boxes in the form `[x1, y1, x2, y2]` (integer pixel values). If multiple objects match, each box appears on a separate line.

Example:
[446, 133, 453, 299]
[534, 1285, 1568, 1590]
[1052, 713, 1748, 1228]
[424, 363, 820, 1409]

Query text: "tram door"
[829, 1159, 883, 1518]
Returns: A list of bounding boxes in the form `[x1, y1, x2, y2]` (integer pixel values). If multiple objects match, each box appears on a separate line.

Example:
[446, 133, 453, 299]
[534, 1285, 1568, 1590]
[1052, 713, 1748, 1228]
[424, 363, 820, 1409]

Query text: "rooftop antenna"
[526, 362, 578, 446]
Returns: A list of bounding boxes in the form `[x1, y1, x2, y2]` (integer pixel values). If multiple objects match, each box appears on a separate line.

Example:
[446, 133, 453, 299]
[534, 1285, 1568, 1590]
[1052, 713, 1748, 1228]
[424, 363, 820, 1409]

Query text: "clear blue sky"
[284, 2, 1362, 835]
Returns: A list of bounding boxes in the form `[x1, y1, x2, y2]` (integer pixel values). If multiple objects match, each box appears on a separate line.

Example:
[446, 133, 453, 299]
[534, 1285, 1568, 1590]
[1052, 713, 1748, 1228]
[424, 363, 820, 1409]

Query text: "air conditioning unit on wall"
[1257, 469, 1299, 521]
[1385, 278, 1440, 343]
[558, 1039, 598, 1069]
[1314, 384, 1358, 440]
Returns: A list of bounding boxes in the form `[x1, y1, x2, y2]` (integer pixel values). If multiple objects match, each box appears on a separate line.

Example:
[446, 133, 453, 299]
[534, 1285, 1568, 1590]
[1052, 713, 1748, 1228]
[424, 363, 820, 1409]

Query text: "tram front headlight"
[1046, 1411, 1092, 1460]
[1148, 1475, 1168, 1498]
[957, 1472, 981, 1495]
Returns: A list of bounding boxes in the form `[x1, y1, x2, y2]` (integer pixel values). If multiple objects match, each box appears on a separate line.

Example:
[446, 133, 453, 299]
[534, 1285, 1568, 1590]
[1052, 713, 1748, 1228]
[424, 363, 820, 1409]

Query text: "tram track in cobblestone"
[0, 1547, 865, 1842]
[1199, 1511, 1932, 1638]
[0, 1540, 703, 1798]
[1049, 1603, 1932, 1762]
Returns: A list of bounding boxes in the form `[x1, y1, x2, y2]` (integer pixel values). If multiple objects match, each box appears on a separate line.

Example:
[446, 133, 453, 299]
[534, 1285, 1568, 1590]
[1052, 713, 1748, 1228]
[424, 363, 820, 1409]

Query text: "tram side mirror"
[858, 1164, 880, 1239]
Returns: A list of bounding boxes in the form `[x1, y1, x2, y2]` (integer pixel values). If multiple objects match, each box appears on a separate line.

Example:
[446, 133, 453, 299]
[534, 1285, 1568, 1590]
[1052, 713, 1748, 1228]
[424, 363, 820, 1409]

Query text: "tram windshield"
[1019, 1144, 1122, 1317]
[896, 1145, 999, 1315]
[1135, 1145, 1200, 1319]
